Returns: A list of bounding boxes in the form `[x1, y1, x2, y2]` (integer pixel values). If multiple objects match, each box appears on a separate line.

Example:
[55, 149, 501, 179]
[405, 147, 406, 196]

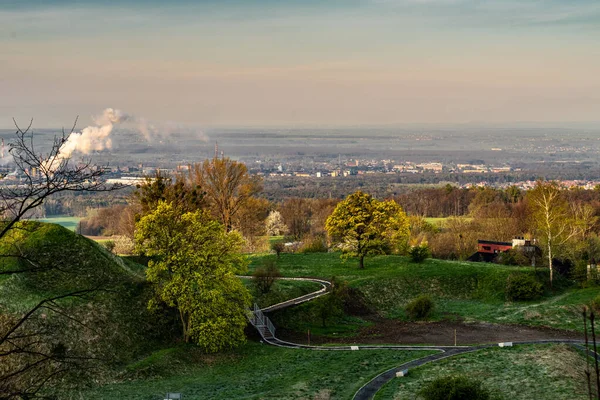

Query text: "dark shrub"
[505, 273, 543, 301]
[498, 249, 529, 266]
[344, 287, 372, 315]
[590, 295, 600, 312]
[271, 241, 285, 258]
[314, 276, 349, 327]
[419, 375, 490, 400]
[253, 259, 281, 294]
[406, 295, 434, 320]
[410, 244, 430, 263]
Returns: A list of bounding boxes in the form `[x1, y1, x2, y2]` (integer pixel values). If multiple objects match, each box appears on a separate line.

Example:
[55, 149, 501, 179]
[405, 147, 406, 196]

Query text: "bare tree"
[528, 180, 582, 288]
[189, 157, 262, 232]
[0, 119, 124, 398]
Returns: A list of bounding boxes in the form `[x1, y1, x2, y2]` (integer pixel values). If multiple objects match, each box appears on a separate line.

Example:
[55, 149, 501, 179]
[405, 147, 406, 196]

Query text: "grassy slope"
[241, 278, 323, 308]
[249, 253, 600, 333]
[74, 342, 434, 400]
[375, 344, 589, 400]
[0, 222, 144, 312]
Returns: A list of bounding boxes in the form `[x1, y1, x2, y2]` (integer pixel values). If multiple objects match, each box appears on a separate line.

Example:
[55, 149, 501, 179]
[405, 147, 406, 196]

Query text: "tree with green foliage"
[325, 191, 409, 268]
[134, 170, 205, 216]
[135, 202, 251, 352]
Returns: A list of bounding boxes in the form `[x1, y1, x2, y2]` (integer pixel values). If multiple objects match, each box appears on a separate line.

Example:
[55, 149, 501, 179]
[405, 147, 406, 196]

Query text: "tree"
[325, 191, 409, 268]
[135, 202, 251, 352]
[265, 210, 288, 236]
[527, 181, 581, 287]
[0, 120, 123, 397]
[190, 157, 262, 232]
[314, 276, 349, 327]
[134, 170, 204, 217]
[280, 198, 312, 239]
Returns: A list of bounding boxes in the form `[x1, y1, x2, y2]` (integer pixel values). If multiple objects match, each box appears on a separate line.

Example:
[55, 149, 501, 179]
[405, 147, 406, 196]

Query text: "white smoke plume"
[42, 107, 209, 172]
[43, 108, 132, 171]
[61, 108, 129, 157]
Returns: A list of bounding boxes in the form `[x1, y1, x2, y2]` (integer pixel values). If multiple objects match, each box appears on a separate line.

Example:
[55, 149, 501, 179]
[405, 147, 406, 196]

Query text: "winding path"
[244, 276, 588, 400]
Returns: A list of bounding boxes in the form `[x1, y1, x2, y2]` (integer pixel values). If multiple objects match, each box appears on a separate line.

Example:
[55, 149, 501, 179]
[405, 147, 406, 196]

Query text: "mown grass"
[250, 253, 599, 332]
[73, 342, 434, 400]
[375, 344, 589, 400]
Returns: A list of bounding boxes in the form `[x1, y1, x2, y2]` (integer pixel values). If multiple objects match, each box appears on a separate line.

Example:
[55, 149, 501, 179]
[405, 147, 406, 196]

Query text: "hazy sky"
[1, 0, 599, 128]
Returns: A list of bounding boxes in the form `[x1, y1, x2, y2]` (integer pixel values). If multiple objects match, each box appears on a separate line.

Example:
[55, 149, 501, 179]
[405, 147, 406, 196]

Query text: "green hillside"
[249, 253, 597, 333]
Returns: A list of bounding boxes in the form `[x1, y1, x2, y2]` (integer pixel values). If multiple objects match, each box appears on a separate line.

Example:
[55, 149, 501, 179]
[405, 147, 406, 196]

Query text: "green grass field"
[250, 253, 600, 333]
[3, 224, 595, 399]
[375, 344, 588, 400]
[424, 216, 473, 227]
[38, 215, 81, 231]
[73, 343, 434, 400]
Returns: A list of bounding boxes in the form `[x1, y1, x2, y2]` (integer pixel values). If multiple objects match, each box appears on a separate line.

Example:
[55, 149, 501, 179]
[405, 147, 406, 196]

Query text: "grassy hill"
[0, 222, 172, 398]
[2, 227, 594, 399]
[74, 343, 434, 400]
[376, 344, 589, 400]
[0, 222, 145, 311]
[249, 253, 598, 333]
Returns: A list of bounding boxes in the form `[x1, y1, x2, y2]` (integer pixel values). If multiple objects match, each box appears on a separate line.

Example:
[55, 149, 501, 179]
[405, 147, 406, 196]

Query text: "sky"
[1, 0, 599, 128]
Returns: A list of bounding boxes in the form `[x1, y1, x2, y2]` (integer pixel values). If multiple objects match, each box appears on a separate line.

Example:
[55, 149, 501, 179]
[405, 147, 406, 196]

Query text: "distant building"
[417, 162, 443, 172]
[468, 238, 539, 264]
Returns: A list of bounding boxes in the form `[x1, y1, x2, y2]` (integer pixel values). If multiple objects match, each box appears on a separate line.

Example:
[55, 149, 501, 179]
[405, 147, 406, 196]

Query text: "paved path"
[243, 276, 587, 400]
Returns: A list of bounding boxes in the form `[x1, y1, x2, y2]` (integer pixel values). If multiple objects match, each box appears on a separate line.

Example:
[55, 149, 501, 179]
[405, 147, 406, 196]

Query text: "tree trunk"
[179, 309, 189, 343]
[547, 242, 553, 289]
[359, 254, 365, 269]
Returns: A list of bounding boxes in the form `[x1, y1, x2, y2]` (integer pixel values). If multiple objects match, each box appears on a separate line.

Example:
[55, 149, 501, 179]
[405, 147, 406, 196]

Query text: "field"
[375, 344, 589, 400]
[250, 252, 598, 335]
[424, 216, 472, 227]
[73, 343, 434, 399]
[3, 224, 596, 399]
[38, 215, 81, 231]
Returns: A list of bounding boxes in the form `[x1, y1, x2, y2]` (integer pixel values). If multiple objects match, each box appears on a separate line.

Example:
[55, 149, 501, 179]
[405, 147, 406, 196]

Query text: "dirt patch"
[279, 318, 581, 346]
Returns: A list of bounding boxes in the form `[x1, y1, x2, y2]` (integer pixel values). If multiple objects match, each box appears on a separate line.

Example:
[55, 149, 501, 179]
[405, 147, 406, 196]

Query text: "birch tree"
[528, 181, 581, 288]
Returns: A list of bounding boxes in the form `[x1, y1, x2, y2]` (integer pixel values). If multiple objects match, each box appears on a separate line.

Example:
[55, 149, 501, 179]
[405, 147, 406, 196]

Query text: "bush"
[102, 240, 116, 254]
[410, 244, 430, 263]
[253, 259, 281, 294]
[505, 273, 543, 301]
[271, 241, 285, 258]
[419, 375, 490, 400]
[498, 248, 529, 266]
[590, 295, 600, 312]
[113, 235, 135, 255]
[406, 295, 434, 320]
[315, 276, 349, 327]
[429, 232, 459, 260]
[299, 235, 328, 253]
